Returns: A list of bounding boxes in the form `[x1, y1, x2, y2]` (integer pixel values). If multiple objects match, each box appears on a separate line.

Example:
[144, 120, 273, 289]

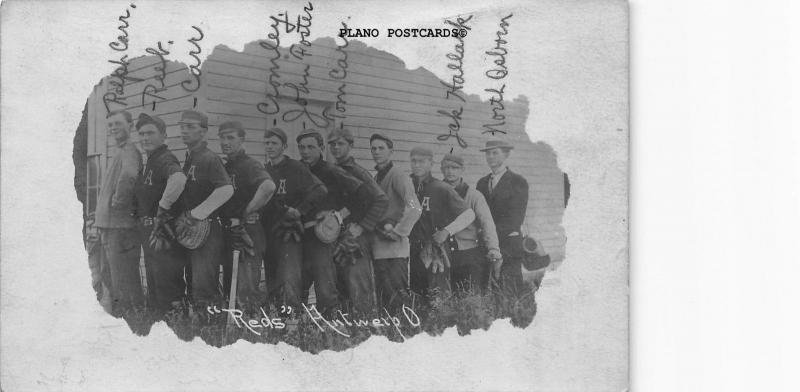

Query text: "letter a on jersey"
[421, 196, 431, 211]
[187, 165, 197, 181]
[277, 178, 287, 195]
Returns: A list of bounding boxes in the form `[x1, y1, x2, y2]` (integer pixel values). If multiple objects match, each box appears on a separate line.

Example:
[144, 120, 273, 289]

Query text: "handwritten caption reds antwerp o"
[207, 303, 422, 341]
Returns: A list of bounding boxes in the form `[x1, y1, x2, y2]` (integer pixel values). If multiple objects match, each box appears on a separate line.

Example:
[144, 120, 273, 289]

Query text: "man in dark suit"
[476, 140, 530, 292]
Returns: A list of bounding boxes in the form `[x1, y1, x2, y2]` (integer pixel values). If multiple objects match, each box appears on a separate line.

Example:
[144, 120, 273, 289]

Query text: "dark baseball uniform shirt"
[178, 141, 231, 217]
[336, 156, 389, 231]
[134, 144, 182, 218]
[410, 173, 468, 243]
[307, 156, 381, 230]
[262, 155, 327, 222]
[221, 149, 272, 220]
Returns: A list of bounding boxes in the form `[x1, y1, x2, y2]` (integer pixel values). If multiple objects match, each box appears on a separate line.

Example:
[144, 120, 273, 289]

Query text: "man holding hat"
[297, 129, 382, 314]
[408, 146, 474, 298]
[218, 120, 276, 304]
[94, 109, 143, 315]
[440, 153, 501, 292]
[476, 139, 530, 292]
[175, 110, 233, 303]
[369, 133, 421, 312]
[261, 127, 327, 309]
[327, 127, 389, 314]
[133, 113, 188, 311]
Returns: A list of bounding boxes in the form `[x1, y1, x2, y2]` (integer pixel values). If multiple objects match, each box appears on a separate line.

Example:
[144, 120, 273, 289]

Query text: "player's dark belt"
[139, 216, 155, 226]
[227, 212, 260, 227]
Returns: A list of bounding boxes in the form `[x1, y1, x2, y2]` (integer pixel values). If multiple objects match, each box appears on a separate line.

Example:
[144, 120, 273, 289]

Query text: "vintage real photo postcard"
[0, 0, 628, 390]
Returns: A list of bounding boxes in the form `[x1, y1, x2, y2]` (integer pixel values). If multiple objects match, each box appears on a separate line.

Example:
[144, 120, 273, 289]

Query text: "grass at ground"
[117, 284, 537, 353]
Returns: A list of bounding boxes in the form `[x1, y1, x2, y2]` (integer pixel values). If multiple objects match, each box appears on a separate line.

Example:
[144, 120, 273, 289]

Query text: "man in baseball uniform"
[327, 127, 389, 314]
[218, 120, 276, 304]
[94, 109, 143, 315]
[297, 129, 382, 315]
[176, 110, 233, 304]
[261, 127, 327, 309]
[476, 140, 530, 292]
[408, 147, 474, 298]
[440, 153, 501, 293]
[133, 113, 188, 311]
[369, 133, 422, 312]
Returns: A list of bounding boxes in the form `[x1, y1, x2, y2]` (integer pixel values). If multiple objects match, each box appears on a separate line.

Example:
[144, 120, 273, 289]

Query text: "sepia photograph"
[2, 0, 628, 390]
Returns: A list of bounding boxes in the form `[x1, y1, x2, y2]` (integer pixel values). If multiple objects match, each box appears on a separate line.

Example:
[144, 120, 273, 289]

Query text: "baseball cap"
[135, 113, 166, 133]
[264, 127, 287, 144]
[369, 133, 394, 149]
[327, 127, 355, 144]
[218, 120, 244, 135]
[441, 153, 465, 167]
[296, 129, 324, 145]
[178, 110, 208, 128]
[409, 146, 434, 158]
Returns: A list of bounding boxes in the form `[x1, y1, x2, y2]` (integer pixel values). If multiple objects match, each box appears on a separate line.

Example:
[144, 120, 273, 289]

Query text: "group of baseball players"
[91, 108, 549, 318]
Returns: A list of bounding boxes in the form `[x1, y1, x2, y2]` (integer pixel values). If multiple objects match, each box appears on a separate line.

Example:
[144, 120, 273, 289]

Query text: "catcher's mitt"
[332, 232, 363, 265]
[313, 210, 343, 244]
[174, 211, 211, 250]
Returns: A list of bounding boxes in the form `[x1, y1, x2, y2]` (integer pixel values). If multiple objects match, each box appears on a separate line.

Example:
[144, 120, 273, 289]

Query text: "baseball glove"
[313, 210, 343, 244]
[274, 211, 303, 243]
[332, 232, 363, 265]
[228, 224, 256, 256]
[420, 241, 450, 273]
[173, 211, 211, 250]
[148, 208, 176, 252]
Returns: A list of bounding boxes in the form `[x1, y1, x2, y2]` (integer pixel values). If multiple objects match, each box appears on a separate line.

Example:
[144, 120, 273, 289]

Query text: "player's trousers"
[373, 257, 410, 313]
[450, 246, 489, 293]
[499, 235, 529, 295]
[335, 235, 376, 315]
[99, 227, 143, 313]
[222, 220, 267, 304]
[186, 219, 225, 302]
[138, 218, 188, 310]
[409, 241, 451, 298]
[301, 234, 340, 314]
[264, 232, 303, 308]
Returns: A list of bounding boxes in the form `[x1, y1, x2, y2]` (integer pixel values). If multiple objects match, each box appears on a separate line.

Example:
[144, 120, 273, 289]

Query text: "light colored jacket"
[453, 181, 500, 252]
[94, 139, 142, 228]
[370, 162, 422, 259]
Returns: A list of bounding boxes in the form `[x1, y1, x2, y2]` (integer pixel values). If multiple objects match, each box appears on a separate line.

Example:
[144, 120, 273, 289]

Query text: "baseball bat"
[226, 250, 241, 331]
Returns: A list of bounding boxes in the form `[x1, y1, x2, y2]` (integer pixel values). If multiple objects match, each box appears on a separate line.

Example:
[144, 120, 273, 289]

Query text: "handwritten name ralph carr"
[208, 303, 422, 340]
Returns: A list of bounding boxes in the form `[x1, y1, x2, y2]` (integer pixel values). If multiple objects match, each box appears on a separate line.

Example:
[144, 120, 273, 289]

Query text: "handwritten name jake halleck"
[340, 27, 468, 38]
[207, 304, 422, 340]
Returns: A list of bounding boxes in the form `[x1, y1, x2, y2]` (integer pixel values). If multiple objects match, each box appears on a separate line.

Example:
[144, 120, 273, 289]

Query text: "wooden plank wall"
[89, 37, 566, 264]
